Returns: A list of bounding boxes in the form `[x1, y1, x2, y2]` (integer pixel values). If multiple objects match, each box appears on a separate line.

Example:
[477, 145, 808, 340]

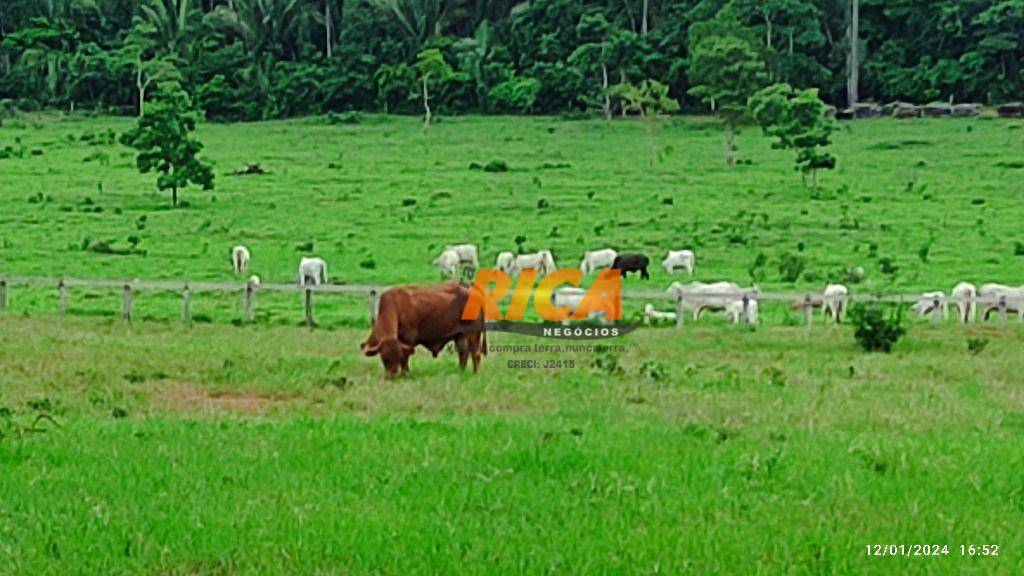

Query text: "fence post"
[803, 294, 813, 328]
[368, 289, 378, 325]
[58, 279, 68, 314]
[931, 296, 942, 325]
[122, 283, 133, 322]
[245, 281, 255, 323]
[999, 295, 1007, 323]
[0, 280, 6, 312]
[304, 287, 314, 328]
[182, 284, 191, 324]
[741, 293, 750, 325]
[675, 293, 685, 329]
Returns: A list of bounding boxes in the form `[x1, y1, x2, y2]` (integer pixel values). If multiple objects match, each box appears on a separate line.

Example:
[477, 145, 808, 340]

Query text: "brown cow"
[361, 283, 486, 377]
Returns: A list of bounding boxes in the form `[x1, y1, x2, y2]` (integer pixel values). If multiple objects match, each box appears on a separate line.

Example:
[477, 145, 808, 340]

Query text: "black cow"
[611, 253, 650, 280]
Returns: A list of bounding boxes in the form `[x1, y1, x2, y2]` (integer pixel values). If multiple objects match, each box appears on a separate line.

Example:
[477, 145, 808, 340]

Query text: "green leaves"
[120, 83, 214, 206]
[610, 79, 678, 117]
[415, 47, 451, 81]
[749, 82, 837, 188]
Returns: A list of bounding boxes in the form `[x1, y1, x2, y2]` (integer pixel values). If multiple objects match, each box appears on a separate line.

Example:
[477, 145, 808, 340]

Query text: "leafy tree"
[568, 13, 615, 119]
[120, 82, 214, 207]
[611, 78, 679, 117]
[849, 303, 905, 353]
[415, 47, 452, 131]
[115, 19, 180, 116]
[611, 78, 679, 165]
[749, 82, 837, 190]
[688, 26, 768, 165]
[138, 0, 199, 59]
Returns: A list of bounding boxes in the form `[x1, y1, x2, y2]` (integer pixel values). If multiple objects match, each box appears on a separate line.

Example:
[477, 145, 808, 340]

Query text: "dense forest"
[0, 0, 1022, 121]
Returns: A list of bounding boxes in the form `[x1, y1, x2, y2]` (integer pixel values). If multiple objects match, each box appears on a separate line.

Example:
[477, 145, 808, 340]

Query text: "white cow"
[580, 249, 617, 275]
[822, 284, 848, 323]
[510, 250, 557, 277]
[724, 297, 758, 325]
[978, 283, 1024, 321]
[951, 282, 977, 323]
[661, 250, 695, 275]
[643, 303, 677, 325]
[433, 249, 461, 279]
[231, 245, 250, 275]
[913, 291, 947, 319]
[667, 281, 748, 321]
[495, 251, 515, 274]
[298, 257, 328, 286]
[552, 287, 606, 324]
[444, 244, 479, 268]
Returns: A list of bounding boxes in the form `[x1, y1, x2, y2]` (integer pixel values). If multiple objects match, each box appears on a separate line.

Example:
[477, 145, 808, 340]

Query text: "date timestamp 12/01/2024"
[865, 544, 999, 557]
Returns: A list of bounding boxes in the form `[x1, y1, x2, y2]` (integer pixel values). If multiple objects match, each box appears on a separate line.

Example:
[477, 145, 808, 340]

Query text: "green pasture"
[1, 114, 1024, 574]
[1, 316, 1023, 574]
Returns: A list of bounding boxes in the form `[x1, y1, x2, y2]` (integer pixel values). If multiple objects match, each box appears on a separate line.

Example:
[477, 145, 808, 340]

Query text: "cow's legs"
[456, 338, 470, 370]
[641, 267, 650, 280]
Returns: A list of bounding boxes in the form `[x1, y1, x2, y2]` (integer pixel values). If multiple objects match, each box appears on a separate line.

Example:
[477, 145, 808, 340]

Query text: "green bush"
[849, 304, 905, 353]
[777, 252, 805, 283]
[483, 160, 509, 173]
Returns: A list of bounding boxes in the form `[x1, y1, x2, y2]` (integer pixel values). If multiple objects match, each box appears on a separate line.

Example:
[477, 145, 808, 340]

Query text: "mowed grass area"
[1, 316, 1024, 574]
[2, 114, 1024, 574]
[1, 113, 1024, 325]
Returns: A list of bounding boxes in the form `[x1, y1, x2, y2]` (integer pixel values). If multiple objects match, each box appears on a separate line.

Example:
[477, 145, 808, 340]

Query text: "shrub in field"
[762, 367, 787, 387]
[833, 265, 866, 284]
[776, 252, 805, 283]
[849, 304, 905, 353]
[878, 257, 899, 276]
[483, 160, 509, 172]
[748, 252, 768, 282]
[592, 352, 623, 376]
[917, 241, 932, 263]
[967, 337, 989, 355]
[638, 360, 668, 380]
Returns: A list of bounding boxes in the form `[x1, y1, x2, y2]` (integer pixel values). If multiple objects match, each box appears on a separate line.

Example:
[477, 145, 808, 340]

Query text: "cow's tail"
[482, 329, 488, 356]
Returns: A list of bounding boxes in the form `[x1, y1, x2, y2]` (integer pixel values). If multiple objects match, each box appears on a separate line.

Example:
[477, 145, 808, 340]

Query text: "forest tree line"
[1, 0, 1022, 121]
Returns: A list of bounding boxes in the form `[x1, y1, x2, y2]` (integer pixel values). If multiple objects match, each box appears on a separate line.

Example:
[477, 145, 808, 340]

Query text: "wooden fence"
[0, 276, 1021, 329]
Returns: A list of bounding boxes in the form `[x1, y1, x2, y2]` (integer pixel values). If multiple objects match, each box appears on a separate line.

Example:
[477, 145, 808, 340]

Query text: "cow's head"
[362, 337, 413, 377]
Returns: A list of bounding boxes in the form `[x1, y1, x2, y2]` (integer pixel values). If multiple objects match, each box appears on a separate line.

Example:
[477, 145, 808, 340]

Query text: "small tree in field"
[610, 79, 680, 165]
[415, 48, 452, 132]
[749, 83, 837, 191]
[120, 82, 214, 207]
[688, 32, 767, 166]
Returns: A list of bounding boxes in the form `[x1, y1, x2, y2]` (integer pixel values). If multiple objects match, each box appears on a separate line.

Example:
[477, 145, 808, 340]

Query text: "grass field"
[1, 113, 1024, 325]
[2, 316, 1024, 574]
[1, 113, 1024, 574]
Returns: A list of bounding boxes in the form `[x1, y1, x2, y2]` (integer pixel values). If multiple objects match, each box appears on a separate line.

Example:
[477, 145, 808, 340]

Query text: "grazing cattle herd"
[222, 243, 1024, 375]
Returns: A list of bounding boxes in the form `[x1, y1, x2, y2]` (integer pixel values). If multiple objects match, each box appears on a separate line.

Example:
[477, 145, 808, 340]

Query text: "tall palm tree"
[369, 0, 444, 50]
[139, 0, 198, 57]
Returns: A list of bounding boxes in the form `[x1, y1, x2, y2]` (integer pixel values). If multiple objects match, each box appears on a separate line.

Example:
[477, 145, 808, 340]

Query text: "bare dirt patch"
[160, 382, 278, 414]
